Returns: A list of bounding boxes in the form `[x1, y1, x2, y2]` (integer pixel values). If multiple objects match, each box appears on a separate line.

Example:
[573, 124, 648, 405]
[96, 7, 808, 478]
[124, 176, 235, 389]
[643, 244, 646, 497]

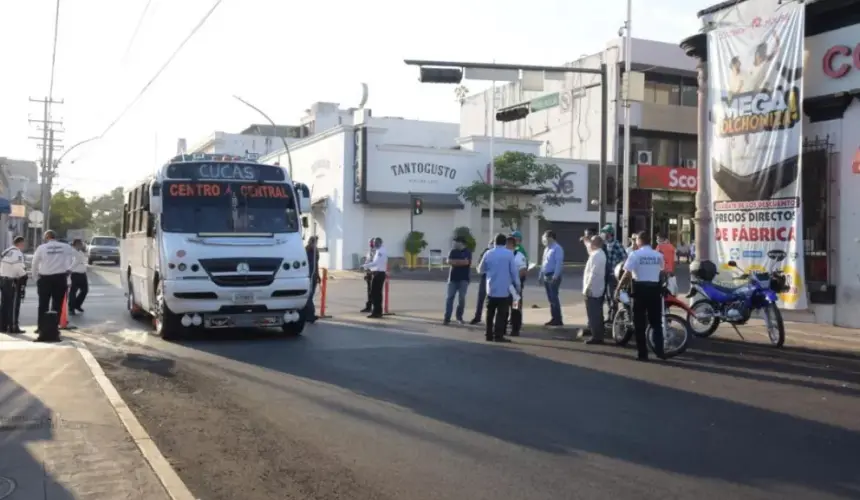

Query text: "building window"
[680, 140, 697, 167]
[644, 79, 680, 106]
[606, 175, 616, 206]
[681, 85, 698, 107]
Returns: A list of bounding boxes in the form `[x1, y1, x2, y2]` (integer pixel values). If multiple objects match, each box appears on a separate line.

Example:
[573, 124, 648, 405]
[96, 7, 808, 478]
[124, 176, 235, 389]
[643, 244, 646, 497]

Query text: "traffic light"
[412, 197, 424, 215]
[496, 104, 530, 123]
[419, 67, 463, 84]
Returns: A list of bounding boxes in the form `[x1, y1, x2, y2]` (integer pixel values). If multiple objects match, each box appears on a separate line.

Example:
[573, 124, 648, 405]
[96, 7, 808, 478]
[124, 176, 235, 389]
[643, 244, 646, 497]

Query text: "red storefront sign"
[637, 165, 698, 191]
[823, 43, 860, 79]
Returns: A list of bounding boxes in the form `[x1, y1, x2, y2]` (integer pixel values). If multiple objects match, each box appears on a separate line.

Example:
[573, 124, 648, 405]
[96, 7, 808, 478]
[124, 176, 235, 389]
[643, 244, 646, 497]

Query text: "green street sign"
[530, 92, 560, 112]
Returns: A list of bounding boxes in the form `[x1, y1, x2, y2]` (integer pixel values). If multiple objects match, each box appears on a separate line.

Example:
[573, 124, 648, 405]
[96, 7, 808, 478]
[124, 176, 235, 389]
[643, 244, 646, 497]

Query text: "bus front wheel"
[153, 281, 183, 341]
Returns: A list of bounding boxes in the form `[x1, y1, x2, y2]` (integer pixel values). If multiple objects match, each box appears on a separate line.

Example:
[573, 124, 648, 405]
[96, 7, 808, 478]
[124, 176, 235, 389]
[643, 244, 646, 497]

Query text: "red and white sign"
[636, 165, 698, 192]
[806, 25, 860, 98]
[852, 147, 860, 175]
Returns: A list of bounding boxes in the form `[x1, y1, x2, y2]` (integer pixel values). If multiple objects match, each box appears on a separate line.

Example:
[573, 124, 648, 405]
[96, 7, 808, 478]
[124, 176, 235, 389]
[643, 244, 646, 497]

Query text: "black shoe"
[9, 328, 24, 334]
[76, 308, 84, 313]
[360, 308, 371, 313]
[510, 331, 520, 337]
[367, 313, 383, 319]
[485, 337, 494, 342]
[585, 337, 604, 345]
[494, 337, 512, 343]
[544, 320, 563, 327]
[443, 319, 451, 325]
[637, 355, 649, 362]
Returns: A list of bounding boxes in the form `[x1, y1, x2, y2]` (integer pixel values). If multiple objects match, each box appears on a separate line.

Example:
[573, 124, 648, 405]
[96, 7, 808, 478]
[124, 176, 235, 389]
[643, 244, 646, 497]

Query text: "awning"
[0, 198, 10, 215]
[365, 191, 464, 209]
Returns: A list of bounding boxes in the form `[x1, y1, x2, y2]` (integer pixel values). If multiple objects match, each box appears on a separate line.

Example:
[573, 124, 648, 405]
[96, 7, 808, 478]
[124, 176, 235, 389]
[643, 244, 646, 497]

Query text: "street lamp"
[405, 59, 611, 235]
[233, 95, 294, 179]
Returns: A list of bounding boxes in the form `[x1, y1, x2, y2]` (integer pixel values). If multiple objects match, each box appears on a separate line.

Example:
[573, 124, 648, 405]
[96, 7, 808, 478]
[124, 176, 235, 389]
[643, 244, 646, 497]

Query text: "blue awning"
[0, 198, 10, 215]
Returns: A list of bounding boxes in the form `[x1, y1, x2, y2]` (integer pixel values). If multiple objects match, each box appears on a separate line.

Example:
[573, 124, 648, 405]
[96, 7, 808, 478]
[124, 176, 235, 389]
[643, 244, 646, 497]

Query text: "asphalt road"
[43, 267, 860, 500]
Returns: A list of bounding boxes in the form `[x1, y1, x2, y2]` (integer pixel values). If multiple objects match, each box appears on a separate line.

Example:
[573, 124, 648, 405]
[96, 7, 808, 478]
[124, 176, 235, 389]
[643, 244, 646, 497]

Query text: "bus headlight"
[178, 263, 187, 271]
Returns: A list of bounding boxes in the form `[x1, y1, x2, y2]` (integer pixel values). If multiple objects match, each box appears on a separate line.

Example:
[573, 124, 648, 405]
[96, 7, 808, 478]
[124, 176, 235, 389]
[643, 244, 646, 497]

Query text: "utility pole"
[28, 96, 64, 233]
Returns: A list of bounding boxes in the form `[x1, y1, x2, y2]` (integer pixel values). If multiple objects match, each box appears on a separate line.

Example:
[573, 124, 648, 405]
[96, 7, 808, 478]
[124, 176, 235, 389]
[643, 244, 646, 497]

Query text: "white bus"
[120, 153, 312, 340]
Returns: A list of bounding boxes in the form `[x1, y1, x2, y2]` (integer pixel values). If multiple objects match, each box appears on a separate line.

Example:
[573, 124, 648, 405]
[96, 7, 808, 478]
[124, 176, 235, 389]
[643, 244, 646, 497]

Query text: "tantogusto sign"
[390, 162, 457, 179]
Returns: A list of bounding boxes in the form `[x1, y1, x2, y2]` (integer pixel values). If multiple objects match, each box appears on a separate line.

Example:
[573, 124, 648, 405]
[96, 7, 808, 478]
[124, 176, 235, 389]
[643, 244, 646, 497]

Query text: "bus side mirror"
[302, 218, 309, 228]
[294, 182, 311, 213]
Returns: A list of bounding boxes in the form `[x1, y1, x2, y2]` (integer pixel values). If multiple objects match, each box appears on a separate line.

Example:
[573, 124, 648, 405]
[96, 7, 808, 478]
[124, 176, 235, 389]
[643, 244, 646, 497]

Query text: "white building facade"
[687, 0, 860, 327]
[460, 37, 702, 248]
[262, 106, 613, 270]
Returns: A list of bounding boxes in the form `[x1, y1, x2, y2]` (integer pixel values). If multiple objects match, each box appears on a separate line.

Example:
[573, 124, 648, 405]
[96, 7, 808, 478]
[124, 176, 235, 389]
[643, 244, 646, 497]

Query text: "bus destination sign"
[166, 162, 285, 182]
[165, 182, 291, 199]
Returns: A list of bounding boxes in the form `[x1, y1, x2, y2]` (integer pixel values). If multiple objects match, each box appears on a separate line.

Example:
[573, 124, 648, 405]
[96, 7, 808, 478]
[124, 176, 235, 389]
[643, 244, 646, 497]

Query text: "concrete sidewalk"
[366, 302, 860, 354]
[0, 338, 195, 499]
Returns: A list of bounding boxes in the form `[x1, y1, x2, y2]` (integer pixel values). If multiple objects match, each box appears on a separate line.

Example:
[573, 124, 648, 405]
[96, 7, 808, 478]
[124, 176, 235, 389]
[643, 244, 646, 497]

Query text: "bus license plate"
[233, 292, 255, 305]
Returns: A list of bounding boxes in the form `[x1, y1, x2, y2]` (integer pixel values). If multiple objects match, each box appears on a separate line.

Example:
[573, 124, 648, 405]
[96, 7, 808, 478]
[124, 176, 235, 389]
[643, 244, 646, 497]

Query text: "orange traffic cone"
[59, 291, 70, 329]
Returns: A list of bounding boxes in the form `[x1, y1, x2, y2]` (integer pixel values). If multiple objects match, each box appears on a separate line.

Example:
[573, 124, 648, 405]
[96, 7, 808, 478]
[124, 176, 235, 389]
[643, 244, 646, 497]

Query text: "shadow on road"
[158, 325, 860, 498]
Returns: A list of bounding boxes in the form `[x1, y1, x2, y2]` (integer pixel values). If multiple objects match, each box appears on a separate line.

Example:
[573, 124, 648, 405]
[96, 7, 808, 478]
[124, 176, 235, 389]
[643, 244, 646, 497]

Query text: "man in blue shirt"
[477, 233, 520, 342]
[444, 237, 472, 325]
[539, 230, 565, 326]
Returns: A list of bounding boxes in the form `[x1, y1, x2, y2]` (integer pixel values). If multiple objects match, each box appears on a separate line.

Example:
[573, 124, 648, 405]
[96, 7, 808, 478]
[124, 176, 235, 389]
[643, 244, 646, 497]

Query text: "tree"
[456, 151, 565, 229]
[89, 186, 124, 236]
[49, 190, 93, 237]
[454, 85, 470, 105]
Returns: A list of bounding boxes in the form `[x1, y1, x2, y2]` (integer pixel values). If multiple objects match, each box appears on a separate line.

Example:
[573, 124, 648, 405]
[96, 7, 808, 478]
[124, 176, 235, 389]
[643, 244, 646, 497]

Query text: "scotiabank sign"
[807, 26, 860, 98]
[637, 165, 698, 192]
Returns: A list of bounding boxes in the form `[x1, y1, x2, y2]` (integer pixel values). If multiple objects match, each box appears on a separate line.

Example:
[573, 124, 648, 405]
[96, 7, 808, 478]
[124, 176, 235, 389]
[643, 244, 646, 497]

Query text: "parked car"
[87, 236, 120, 265]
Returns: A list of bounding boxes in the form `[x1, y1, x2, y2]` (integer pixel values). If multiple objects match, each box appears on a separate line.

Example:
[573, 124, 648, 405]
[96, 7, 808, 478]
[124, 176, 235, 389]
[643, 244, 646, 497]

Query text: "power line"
[99, 0, 225, 139]
[121, 0, 154, 65]
[49, 0, 62, 100]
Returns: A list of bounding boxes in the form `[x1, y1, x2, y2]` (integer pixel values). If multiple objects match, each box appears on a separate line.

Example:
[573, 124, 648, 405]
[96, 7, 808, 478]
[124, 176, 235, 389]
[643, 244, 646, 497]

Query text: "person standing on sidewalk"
[0, 236, 28, 333]
[477, 233, 520, 343]
[511, 230, 528, 263]
[616, 231, 665, 361]
[506, 235, 528, 336]
[538, 230, 565, 326]
[583, 236, 607, 345]
[360, 238, 376, 313]
[304, 236, 321, 323]
[68, 239, 89, 316]
[444, 236, 472, 325]
[361, 237, 387, 318]
[469, 239, 493, 325]
[31, 230, 76, 341]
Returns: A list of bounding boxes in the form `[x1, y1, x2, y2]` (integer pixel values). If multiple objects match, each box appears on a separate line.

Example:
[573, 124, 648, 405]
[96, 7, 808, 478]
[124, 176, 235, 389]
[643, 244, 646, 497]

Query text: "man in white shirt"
[616, 231, 665, 360]
[360, 237, 388, 318]
[31, 230, 76, 341]
[0, 236, 28, 333]
[68, 239, 89, 316]
[583, 236, 607, 345]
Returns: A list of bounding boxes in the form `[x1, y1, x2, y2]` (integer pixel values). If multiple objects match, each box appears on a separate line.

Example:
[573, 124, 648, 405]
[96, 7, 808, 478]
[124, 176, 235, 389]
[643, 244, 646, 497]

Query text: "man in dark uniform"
[616, 231, 665, 360]
[360, 238, 375, 313]
[0, 236, 28, 333]
[304, 236, 320, 323]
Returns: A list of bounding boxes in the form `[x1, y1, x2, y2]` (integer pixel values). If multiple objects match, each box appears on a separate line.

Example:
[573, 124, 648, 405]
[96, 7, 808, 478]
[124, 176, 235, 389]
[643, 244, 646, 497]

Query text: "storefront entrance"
[650, 192, 695, 247]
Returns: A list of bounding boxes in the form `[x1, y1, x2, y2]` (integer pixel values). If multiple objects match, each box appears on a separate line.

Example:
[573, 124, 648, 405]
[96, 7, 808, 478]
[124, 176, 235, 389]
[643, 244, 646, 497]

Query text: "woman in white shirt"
[68, 239, 89, 315]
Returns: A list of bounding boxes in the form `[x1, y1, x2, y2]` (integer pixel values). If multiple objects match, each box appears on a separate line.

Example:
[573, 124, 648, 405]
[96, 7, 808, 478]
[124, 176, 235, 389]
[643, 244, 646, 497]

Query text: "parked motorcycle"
[685, 259, 789, 347]
[610, 271, 693, 358]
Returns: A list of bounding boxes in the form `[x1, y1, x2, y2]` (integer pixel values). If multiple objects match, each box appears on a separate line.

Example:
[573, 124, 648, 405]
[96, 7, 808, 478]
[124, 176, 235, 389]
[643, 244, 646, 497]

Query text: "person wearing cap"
[443, 236, 472, 325]
[360, 238, 376, 313]
[600, 224, 627, 322]
[511, 230, 528, 263]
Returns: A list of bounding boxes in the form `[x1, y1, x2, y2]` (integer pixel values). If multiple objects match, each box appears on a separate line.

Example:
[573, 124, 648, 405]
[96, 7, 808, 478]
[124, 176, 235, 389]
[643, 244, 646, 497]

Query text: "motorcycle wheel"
[647, 313, 690, 358]
[763, 303, 785, 348]
[612, 307, 634, 346]
[688, 300, 721, 338]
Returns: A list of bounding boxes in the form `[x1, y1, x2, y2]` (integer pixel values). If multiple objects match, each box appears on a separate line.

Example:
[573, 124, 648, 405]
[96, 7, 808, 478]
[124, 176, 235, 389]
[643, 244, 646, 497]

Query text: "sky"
[0, 0, 714, 200]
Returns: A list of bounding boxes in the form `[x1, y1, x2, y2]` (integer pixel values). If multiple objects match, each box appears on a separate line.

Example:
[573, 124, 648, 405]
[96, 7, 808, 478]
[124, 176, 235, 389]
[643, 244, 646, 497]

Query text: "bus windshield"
[161, 181, 300, 234]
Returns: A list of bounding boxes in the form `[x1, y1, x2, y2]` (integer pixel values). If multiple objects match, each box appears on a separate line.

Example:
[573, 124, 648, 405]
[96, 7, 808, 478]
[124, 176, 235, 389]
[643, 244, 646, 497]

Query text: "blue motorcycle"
[686, 259, 789, 347]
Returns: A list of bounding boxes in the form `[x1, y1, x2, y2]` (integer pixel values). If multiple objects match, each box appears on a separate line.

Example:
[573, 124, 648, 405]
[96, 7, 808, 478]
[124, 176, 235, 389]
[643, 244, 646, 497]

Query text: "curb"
[74, 343, 197, 500]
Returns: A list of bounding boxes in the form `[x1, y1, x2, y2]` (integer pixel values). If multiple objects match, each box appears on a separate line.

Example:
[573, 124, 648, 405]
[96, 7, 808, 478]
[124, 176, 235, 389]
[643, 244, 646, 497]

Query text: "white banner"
[707, 0, 807, 309]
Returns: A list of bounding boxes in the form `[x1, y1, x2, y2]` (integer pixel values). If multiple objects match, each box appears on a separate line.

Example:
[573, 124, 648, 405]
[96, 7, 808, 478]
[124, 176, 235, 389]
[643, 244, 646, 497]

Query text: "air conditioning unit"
[638, 150, 653, 165]
[685, 159, 697, 168]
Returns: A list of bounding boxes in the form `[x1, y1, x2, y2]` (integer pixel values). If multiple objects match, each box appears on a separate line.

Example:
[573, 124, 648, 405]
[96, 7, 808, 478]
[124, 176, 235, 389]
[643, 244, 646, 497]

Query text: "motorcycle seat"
[706, 282, 747, 294]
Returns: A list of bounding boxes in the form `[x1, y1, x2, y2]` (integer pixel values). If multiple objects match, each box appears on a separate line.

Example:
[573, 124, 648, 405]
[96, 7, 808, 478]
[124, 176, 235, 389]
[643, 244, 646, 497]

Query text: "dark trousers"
[69, 272, 88, 310]
[632, 282, 664, 359]
[485, 296, 510, 340]
[0, 278, 23, 331]
[37, 274, 67, 327]
[304, 280, 317, 320]
[510, 276, 525, 333]
[369, 271, 386, 316]
[363, 273, 372, 310]
[472, 275, 487, 320]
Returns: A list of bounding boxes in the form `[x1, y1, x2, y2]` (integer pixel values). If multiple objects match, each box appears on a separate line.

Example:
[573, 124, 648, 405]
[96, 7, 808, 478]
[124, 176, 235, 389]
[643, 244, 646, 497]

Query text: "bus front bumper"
[162, 277, 310, 319]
